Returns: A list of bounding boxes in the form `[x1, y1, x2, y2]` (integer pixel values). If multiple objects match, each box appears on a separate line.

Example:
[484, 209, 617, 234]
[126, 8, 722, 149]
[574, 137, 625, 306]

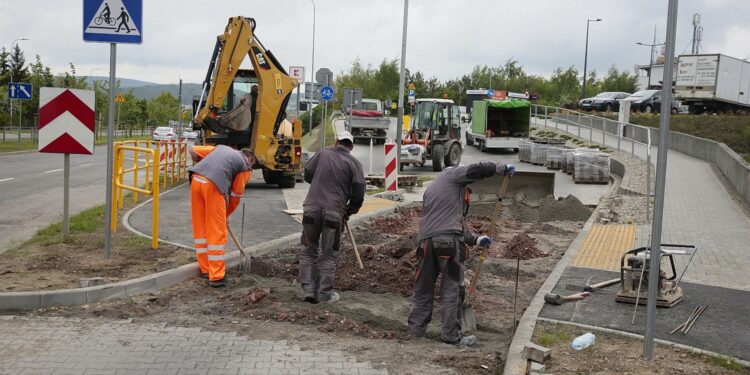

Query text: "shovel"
[461, 174, 510, 333]
[227, 225, 251, 274]
[344, 222, 365, 269]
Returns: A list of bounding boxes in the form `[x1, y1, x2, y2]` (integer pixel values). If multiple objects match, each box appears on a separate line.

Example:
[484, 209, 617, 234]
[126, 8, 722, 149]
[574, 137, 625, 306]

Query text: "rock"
[529, 360, 545, 372]
[374, 191, 404, 202]
[79, 277, 106, 288]
[154, 260, 178, 272]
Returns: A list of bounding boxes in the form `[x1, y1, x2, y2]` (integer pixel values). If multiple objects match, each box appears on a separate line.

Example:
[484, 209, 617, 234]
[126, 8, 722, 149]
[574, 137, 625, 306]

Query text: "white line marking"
[43, 169, 64, 173]
[78, 163, 93, 167]
[0, 178, 14, 182]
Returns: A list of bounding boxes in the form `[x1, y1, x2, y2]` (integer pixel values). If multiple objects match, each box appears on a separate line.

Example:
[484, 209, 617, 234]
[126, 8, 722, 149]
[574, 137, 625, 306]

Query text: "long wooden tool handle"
[488, 175, 510, 238]
[226, 225, 246, 257]
[588, 278, 620, 290]
[345, 222, 364, 270]
[466, 175, 510, 302]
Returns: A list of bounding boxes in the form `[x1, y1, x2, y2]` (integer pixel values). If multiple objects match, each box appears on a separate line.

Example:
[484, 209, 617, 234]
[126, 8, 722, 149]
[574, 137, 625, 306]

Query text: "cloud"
[1, 0, 748, 85]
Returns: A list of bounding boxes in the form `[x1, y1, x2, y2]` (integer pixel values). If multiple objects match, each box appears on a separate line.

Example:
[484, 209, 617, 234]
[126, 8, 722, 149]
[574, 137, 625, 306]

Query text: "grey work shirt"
[418, 161, 499, 242]
[188, 145, 250, 197]
[303, 145, 366, 216]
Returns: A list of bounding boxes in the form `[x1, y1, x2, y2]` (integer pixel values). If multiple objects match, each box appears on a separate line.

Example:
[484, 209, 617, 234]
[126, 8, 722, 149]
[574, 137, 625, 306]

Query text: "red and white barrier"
[384, 142, 397, 191]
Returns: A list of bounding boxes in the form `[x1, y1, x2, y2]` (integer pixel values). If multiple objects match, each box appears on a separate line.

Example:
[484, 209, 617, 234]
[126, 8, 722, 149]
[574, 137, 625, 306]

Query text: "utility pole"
[396, 0, 409, 173]
[644, 0, 679, 359]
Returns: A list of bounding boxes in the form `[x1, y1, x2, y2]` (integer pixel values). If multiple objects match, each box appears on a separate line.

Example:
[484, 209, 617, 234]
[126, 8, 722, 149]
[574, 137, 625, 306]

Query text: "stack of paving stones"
[530, 143, 548, 165]
[519, 139, 532, 163]
[573, 150, 610, 184]
[545, 146, 563, 170]
[561, 149, 574, 174]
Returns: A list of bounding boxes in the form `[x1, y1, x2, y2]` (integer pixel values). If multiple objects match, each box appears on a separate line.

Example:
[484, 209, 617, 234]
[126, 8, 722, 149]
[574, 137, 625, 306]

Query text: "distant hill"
[85, 76, 303, 108]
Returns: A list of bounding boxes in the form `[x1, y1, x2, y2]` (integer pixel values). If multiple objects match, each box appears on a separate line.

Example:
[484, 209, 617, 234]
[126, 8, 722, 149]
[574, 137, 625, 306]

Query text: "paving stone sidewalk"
[0, 316, 387, 375]
[533, 117, 750, 291]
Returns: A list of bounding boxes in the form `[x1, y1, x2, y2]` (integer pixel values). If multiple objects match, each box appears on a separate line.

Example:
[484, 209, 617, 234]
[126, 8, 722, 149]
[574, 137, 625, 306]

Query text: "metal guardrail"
[530, 105, 653, 222]
[110, 140, 188, 249]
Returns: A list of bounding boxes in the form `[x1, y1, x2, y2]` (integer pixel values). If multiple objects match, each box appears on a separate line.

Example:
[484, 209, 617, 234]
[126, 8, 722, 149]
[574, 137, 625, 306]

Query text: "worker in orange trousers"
[188, 145, 254, 287]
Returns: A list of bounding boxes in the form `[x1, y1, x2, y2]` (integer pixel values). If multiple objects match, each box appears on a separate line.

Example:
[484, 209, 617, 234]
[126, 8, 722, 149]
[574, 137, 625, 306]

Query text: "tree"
[54, 63, 88, 89]
[600, 66, 637, 93]
[147, 92, 179, 126]
[0, 48, 10, 85]
[9, 44, 28, 82]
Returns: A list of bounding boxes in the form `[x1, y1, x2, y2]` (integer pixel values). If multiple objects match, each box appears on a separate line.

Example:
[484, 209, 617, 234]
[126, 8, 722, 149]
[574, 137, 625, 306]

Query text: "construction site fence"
[530, 105, 653, 223]
[110, 140, 189, 249]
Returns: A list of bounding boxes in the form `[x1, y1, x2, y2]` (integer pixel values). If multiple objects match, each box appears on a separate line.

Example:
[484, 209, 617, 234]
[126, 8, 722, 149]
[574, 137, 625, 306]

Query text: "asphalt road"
[0, 148, 110, 252]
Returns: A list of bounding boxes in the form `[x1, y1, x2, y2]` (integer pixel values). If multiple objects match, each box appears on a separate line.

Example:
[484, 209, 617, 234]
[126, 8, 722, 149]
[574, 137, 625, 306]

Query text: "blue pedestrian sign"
[8, 83, 33, 100]
[83, 0, 143, 44]
[408, 89, 416, 97]
[486, 89, 494, 97]
[320, 86, 335, 101]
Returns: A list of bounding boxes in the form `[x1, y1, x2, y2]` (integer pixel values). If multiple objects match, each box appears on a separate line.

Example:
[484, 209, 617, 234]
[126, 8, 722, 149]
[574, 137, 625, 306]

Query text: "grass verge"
[0, 139, 36, 153]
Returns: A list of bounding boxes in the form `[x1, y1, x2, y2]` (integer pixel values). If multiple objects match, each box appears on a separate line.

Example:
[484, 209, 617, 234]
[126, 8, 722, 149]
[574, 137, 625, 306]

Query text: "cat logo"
[252, 47, 271, 70]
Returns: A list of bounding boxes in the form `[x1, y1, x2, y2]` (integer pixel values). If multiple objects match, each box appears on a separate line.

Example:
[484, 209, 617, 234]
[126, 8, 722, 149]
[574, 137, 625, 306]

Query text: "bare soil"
[0, 211, 193, 292]
[533, 322, 749, 374]
[24, 201, 585, 374]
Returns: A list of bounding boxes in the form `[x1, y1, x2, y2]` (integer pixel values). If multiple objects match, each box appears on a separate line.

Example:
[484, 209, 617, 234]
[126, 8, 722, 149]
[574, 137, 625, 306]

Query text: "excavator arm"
[194, 17, 302, 185]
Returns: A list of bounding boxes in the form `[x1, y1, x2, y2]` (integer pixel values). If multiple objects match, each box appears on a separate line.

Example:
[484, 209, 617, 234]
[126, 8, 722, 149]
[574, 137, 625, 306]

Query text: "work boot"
[448, 335, 478, 347]
[208, 278, 229, 288]
[320, 291, 340, 304]
[303, 292, 319, 304]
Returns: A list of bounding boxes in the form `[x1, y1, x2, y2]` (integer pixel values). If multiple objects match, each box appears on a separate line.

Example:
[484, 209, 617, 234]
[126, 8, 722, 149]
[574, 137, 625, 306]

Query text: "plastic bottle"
[571, 332, 596, 350]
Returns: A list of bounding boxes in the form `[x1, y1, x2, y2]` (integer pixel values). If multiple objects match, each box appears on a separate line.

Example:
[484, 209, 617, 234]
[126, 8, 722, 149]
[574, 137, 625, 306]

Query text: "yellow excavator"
[193, 16, 301, 188]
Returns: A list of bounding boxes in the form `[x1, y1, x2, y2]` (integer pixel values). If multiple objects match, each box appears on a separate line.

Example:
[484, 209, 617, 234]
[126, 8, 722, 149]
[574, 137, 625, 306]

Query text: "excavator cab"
[193, 16, 301, 188]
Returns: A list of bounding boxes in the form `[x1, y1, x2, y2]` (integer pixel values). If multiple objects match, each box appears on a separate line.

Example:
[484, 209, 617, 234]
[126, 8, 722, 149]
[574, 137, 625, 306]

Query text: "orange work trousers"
[190, 174, 227, 281]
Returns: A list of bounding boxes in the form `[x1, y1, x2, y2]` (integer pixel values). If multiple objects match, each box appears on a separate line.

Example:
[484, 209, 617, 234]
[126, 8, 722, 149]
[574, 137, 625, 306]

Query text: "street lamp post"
[9, 38, 29, 143]
[309, 0, 316, 135]
[637, 41, 665, 90]
[582, 19, 601, 99]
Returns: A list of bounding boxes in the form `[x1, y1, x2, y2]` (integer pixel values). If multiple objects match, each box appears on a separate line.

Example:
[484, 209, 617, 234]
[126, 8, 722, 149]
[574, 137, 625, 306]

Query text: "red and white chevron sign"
[38, 88, 95, 154]
[384, 142, 397, 191]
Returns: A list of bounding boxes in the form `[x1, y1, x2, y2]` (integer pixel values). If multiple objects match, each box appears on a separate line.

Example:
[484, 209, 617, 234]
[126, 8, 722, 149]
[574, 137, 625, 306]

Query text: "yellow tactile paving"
[355, 197, 398, 216]
[571, 224, 637, 271]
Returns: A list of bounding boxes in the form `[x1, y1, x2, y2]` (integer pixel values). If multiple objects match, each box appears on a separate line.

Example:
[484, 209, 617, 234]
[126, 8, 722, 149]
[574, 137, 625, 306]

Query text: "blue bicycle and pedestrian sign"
[320, 86, 335, 101]
[8, 83, 33, 100]
[83, 0, 143, 44]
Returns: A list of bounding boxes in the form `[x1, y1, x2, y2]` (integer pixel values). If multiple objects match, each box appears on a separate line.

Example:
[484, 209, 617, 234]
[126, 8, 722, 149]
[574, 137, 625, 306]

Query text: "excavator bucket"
[469, 171, 555, 202]
[218, 94, 252, 132]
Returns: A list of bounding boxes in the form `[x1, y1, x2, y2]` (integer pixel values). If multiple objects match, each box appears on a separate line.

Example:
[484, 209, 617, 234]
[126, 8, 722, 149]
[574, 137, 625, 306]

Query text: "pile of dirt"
[510, 194, 592, 223]
[500, 233, 547, 260]
[368, 206, 421, 235]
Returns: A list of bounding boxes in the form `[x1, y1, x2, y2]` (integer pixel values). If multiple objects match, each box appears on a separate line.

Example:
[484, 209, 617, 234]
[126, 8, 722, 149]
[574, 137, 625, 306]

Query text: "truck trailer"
[465, 98, 530, 152]
[675, 53, 750, 114]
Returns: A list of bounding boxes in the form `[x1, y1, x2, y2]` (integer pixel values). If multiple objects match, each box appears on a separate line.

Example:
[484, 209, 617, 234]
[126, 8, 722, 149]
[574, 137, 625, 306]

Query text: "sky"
[1, 0, 749, 87]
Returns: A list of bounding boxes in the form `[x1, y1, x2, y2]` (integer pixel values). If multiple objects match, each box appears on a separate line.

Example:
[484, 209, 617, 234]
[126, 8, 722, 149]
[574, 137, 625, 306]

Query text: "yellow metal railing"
[110, 140, 188, 249]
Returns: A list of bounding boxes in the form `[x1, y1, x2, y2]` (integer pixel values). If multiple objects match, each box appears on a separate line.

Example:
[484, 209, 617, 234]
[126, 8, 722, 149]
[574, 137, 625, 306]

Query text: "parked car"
[152, 127, 177, 141]
[578, 92, 631, 112]
[182, 128, 199, 140]
[621, 90, 679, 114]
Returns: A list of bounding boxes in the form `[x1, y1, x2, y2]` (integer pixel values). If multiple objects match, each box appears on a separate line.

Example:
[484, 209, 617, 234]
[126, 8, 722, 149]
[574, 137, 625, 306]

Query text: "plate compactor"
[615, 244, 696, 308]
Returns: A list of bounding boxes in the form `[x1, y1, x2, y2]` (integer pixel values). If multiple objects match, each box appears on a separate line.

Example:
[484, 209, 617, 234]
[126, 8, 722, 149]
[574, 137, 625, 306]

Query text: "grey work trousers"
[299, 206, 343, 300]
[407, 234, 467, 343]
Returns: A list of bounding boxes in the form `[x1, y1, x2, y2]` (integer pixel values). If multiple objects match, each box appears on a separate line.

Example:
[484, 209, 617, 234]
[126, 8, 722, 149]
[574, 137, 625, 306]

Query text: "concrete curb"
[0, 149, 38, 156]
[538, 317, 750, 369]
[503, 172, 622, 375]
[0, 197, 407, 311]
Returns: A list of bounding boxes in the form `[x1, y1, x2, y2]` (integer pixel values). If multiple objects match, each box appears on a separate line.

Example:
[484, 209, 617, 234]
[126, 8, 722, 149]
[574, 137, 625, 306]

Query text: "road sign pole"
[18, 101, 22, 142]
[63, 153, 70, 237]
[178, 79, 183, 139]
[320, 100, 327, 148]
[396, 0, 409, 183]
[104, 43, 117, 259]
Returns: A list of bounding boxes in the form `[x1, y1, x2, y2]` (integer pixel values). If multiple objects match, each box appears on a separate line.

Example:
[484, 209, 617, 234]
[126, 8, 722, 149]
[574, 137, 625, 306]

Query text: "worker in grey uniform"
[407, 161, 515, 346]
[299, 131, 365, 304]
